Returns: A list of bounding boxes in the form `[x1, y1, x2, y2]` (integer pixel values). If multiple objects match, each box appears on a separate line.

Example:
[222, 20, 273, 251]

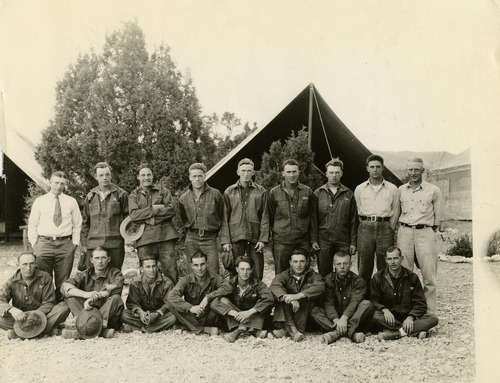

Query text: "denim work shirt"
[81, 184, 129, 249]
[129, 184, 180, 247]
[270, 268, 325, 301]
[0, 269, 56, 316]
[167, 272, 232, 313]
[267, 182, 318, 245]
[126, 273, 174, 315]
[219, 180, 269, 245]
[179, 182, 224, 233]
[314, 183, 358, 246]
[398, 181, 444, 226]
[370, 267, 427, 320]
[323, 270, 366, 321]
[62, 266, 124, 298]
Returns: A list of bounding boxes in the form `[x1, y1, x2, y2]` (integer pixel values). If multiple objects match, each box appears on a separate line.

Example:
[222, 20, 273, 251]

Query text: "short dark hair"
[333, 250, 350, 260]
[325, 158, 344, 171]
[139, 257, 157, 268]
[282, 159, 299, 169]
[189, 163, 207, 174]
[290, 248, 309, 260]
[93, 162, 112, 175]
[137, 163, 153, 175]
[186, 242, 208, 262]
[235, 255, 254, 269]
[366, 155, 384, 166]
[50, 171, 67, 180]
[385, 246, 402, 257]
[92, 246, 109, 257]
[238, 158, 254, 168]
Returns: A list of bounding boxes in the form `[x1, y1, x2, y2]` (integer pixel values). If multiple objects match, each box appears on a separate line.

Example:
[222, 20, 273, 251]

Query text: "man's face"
[19, 254, 37, 280]
[50, 176, 67, 195]
[290, 253, 307, 276]
[141, 259, 158, 281]
[333, 254, 351, 278]
[406, 161, 424, 184]
[326, 166, 343, 186]
[191, 256, 208, 278]
[91, 250, 110, 272]
[137, 168, 153, 189]
[237, 164, 254, 184]
[236, 261, 253, 282]
[95, 167, 112, 188]
[366, 160, 384, 180]
[189, 169, 205, 190]
[385, 251, 403, 273]
[282, 164, 299, 185]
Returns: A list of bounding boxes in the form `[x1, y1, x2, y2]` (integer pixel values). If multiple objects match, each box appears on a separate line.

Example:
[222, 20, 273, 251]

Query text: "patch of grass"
[446, 233, 473, 258]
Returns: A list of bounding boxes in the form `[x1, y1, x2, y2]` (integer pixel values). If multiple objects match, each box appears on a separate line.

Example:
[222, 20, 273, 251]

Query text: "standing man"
[179, 163, 224, 275]
[370, 246, 438, 340]
[354, 155, 399, 289]
[129, 164, 180, 283]
[314, 158, 358, 277]
[220, 158, 269, 279]
[81, 162, 129, 271]
[397, 158, 444, 315]
[267, 159, 319, 275]
[28, 171, 82, 302]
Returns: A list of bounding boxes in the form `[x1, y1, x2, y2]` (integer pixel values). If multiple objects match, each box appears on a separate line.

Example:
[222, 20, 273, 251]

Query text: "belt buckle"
[370, 215, 377, 222]
[198, 229, 204, 237]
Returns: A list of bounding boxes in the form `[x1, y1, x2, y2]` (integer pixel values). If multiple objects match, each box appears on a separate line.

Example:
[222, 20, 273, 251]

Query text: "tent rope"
[312, 89, 334, 159]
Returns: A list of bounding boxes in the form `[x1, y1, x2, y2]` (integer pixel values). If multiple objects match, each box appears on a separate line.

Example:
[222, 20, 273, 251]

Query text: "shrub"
[23, 181, 46, 224]
[446, 233, 473, 258]
[488, 230, 500, 256]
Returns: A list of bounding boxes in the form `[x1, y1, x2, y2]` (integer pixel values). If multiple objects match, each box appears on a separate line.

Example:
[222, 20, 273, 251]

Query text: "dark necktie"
[53, 196, 62, 227]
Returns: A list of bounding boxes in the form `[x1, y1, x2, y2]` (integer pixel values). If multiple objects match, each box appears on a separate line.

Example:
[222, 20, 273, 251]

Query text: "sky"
[1, 0, 499, 158]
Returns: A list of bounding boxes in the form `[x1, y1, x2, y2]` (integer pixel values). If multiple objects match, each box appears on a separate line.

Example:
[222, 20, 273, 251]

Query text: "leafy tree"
[256, 128, 324, 190]
[36, 21, 215, 197]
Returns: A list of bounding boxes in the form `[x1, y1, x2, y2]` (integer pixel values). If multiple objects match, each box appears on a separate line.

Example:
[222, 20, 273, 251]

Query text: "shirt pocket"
[418, 195, 433, 214]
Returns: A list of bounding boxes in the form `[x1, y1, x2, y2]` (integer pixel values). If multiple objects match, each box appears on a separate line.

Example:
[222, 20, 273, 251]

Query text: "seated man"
[61, 246, 124, 338]
[270, 249, 325, 342]
[121, 256, 177, 333]
[311, 250, 374, 344]
[370, 246, 439, 341]
[0, 252, 70, 339]
[167, 245, 232, 336]
[211, 256, 275, 342]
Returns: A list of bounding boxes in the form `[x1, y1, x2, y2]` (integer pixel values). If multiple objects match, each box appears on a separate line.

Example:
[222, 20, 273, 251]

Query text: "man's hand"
[402, 316, 414, 334]
[98, 290, 110, 299]
[382, 309, 396, 326]
[189, 305, 205, 317]
[255, 242, 265, 252]
[311, 242, 321, 252]
[291, 300, 301, 313]
[349, 245, 357, 255]
[138, 309, 150, 325]
[81, 246, 87, 255]
[83, 298, 94, 310]
[9, 307, 26, 322]
[149, 311, 161, 324]
[336, 316, 348, 336]
[234, 310, 254, 323]
[88, 291, 101, 302]
[152, 204, 164, 215]
[222, 243, 232, 252]
[72, 244, 79, 254]
[283, 293, 303, 304]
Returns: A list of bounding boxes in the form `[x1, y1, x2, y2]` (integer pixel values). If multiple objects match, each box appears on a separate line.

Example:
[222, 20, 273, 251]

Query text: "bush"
[23, 181, 46, 225]
[488, 230, 500, 256]
[446, 233, 473, 258]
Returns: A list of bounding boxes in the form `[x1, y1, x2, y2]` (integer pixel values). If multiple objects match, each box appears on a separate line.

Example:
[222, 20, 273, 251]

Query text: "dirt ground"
[0, 231, 474, 383]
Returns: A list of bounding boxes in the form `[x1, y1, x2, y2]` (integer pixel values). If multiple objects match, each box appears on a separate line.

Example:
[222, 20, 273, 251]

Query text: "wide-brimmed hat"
[75, 308, 103, 339]
[13, 310, 47, 339]
[119, 216, 145, 242]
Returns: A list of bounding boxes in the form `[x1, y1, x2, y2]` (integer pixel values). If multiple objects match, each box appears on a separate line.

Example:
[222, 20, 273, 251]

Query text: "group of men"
[0, 153, 442, 343]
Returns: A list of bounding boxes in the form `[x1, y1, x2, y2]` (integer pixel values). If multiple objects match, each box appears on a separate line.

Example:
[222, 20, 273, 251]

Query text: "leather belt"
[39, 235, 72, 241]
[187, 229, 217, 237]
[359, 215, 390, 222]
[400, 222, 430, 230]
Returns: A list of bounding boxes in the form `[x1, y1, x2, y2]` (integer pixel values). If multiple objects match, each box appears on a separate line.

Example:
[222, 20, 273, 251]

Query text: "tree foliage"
[36, 21, 215, 197]
[255, 128, 324, 190]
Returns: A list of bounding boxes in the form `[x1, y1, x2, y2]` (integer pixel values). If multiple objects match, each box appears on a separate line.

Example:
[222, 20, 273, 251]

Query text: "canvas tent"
[206, 84, 401, 192]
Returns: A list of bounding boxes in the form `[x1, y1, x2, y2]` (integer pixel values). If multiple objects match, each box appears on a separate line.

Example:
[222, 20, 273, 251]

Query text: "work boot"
[7, 330, 19, 340]
[202, 326, 219, 336]
[224, 329, 242, 343]
[417, 331, 428, 340]
[122, 324, 140, 333]
[286, 325, 305, 342]
[99, 328, 115, 338]
[62, 329, 81, 340]
[271, 328, 288, 339]
[352, 332, 365, 343]
[50, 327, 63, 337]
[255, 330, 268, 339]
[321, 331, 342, 344]
[172, 324, 188, 331]
[377, 330, 401, 341]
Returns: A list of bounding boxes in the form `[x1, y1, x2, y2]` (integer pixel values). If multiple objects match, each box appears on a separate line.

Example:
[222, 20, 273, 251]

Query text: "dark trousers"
[0, 302, 70, 336]
[121, 309, 177, 333]
[272, 242, 310, 275]
[167, 304, 221, 335]
[65, 295, 123, 329]
[311, 300, 374, 336]
[357, 221, 394, 289]
[137, 240, 178, 283]
[371, 310, 439, 336]
[86, 246, 125, 271]
[185, 233, 219, 275]
[35, 237, 75, 302]
[273, 299, 316, 334]
[210, 297, 266, 331]
[317, 240, 349, 277]
[232, 240, 264, 280]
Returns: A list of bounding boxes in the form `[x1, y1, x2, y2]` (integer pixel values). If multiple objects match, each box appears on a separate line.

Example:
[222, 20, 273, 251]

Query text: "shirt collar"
[279, 181, 306, 190]
[403, 180, 426, 191]
[90, 184, 119, 194]
[319, 183, 347, 192]
[141, 272, 165, 286]
[12, 268, 43, 282]
[138, 184, 161, 195]
[188, 182, 210, 194]
[364, 178, 386, 188]
[236, 180, 256, 189]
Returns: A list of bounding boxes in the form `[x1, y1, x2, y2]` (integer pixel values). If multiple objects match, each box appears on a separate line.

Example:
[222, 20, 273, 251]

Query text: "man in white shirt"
[28, 171, 82, 301]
